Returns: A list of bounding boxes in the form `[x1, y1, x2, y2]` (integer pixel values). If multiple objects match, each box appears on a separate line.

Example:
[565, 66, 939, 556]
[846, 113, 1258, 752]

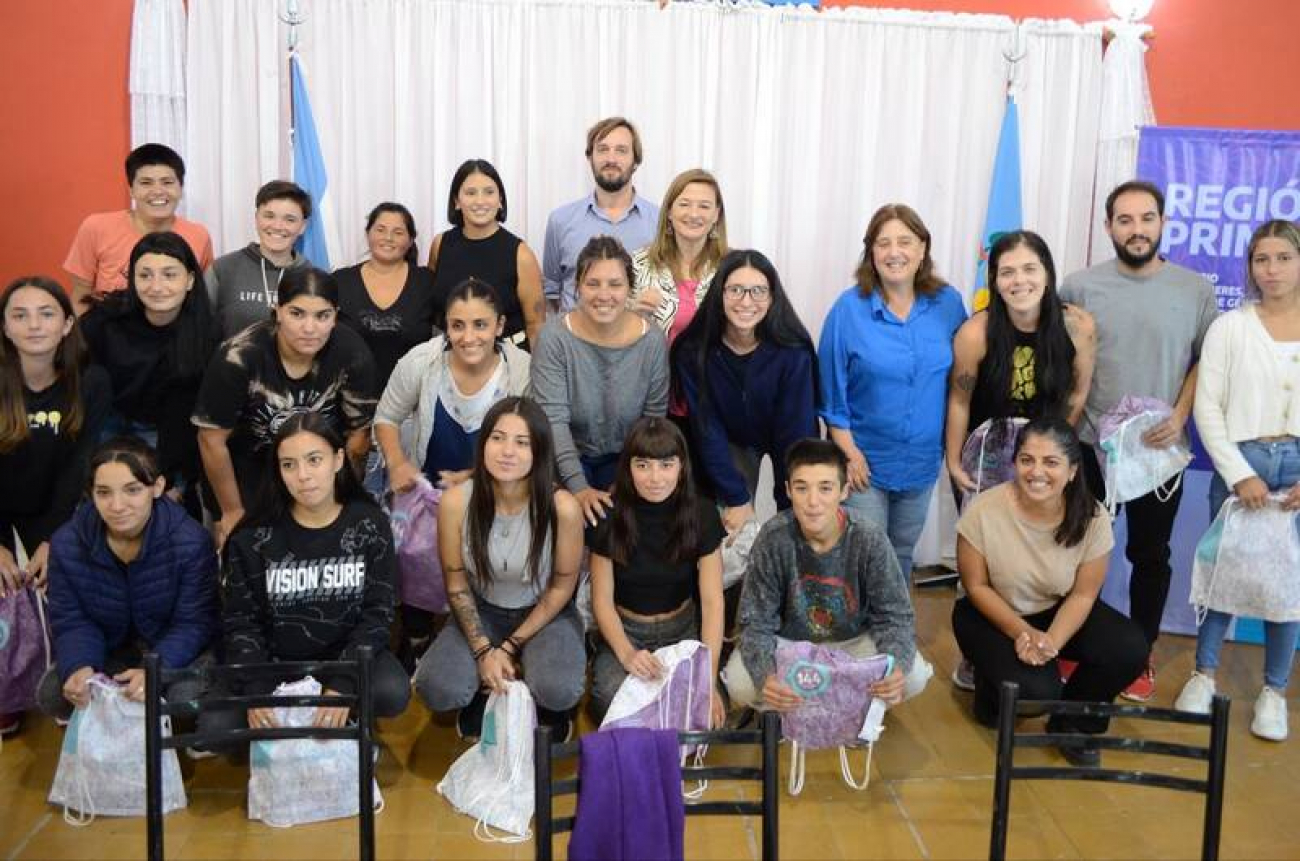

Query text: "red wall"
[1, 0, 1296, 284]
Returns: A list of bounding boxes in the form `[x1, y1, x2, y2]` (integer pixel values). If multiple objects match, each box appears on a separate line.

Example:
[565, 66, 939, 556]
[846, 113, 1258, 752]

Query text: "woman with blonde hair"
[630, 169, 728, 343]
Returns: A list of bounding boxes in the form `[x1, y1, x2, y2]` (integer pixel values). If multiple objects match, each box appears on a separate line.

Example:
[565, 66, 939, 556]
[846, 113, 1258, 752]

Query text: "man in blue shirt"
[542, 117, 659, 312]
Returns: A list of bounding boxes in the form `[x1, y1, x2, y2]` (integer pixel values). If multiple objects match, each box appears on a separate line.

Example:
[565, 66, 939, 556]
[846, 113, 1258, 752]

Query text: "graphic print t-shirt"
[334, 264, 440, 388]
[191, 321, 377, 494]
[221, 500, 396, 693]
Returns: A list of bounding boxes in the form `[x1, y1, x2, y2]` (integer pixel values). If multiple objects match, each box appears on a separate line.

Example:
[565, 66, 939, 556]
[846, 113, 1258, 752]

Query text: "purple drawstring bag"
[774, 639, 892, 794]
[1097, 395, 1192, 514]
[0, 585, 51, 714]
[959, 417, 1029, 508]
[389, 479, 448, 613]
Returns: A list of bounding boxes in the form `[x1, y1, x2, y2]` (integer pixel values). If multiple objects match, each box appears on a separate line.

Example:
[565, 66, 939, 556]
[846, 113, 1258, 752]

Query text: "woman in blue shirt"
[819, 204, 967, 579]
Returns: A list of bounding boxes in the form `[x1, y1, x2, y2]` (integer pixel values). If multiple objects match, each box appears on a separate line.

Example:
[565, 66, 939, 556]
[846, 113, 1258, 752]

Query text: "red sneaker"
[1057, 659, 1079, 684]
[1121, 661, 1155, 703]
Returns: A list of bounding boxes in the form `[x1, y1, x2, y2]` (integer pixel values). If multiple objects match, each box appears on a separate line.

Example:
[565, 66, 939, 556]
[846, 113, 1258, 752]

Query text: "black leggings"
[951, 596, 1147, 734]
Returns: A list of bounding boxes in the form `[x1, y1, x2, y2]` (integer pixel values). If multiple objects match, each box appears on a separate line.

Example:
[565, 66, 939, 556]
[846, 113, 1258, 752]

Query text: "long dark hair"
[464, 397, 557, 590]
[447, 159, 508, 226]
[980, 230, 1075, 422]
[608, 417, 700, 567]
[670, 249, 816, 416]
[108, 231, 216, 379]
[0, 276, 88, 452]
[1012, 416, 1095, 548]
[237, 412, 369, 532]
[277, 266, 340, 308]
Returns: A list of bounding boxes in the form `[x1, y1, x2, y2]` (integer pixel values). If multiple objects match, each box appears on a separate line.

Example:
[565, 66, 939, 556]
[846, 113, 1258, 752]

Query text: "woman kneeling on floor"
[414, 396, 585, 739]
[951, 416, 1146, 766]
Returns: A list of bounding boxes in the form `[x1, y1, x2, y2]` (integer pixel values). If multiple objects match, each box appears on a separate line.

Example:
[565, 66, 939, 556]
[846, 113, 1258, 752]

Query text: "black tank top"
[432, 226, 525, 341]
[970, 325, 1074, 428]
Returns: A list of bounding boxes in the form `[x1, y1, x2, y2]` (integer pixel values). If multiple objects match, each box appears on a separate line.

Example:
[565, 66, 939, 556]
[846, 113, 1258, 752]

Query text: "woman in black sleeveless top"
[428, 160, 545, 349]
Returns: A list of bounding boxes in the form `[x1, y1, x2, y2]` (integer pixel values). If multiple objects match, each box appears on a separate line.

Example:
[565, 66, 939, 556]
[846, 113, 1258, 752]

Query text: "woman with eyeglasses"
[671, 249, 817, 534]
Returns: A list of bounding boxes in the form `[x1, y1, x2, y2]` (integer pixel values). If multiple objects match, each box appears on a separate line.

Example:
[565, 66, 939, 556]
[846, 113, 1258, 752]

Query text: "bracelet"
[504, 635, 525, 656]
[472, 644, 493, 661]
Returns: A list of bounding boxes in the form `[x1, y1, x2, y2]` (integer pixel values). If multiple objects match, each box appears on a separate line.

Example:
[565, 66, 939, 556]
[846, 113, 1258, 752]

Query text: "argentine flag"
[972, 96, 1023, 311]
[291, 56, 331, 270]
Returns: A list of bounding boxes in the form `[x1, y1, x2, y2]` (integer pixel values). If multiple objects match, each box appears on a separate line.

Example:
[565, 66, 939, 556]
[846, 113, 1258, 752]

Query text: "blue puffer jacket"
[47, 497, 219, 681]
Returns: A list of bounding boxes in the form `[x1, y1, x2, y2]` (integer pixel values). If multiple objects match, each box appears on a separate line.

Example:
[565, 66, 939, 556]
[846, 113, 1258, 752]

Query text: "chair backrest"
[990, 681, 1229, 861]
[142, 647, 377, 861]
[533, 711, 781, 861]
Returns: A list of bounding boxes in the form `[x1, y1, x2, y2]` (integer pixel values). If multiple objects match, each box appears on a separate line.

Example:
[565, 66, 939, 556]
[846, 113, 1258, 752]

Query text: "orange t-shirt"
[63, 210, 214, 296]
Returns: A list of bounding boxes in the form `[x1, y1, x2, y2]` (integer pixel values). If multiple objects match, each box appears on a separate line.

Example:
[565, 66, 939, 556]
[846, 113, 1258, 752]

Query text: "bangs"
[625, 419, 684, 461]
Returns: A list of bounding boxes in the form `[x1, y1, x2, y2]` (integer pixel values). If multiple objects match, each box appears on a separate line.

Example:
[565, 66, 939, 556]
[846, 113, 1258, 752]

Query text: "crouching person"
[207, 412, 409, 743]
[41, 437, 218, 719]
[723, 438, 930, 713]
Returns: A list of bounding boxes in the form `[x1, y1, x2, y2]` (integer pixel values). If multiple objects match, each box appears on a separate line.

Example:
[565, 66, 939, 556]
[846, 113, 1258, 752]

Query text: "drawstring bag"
[600, 640, 714, 796]
[0, 584, 51, 714]
[1097, 395, 1192, 515]
[959, 417, 1028, 507]
[390, 478, 448, 613]
[774, 640, 892, 796]
[720, 518, 761, 591]
[437, 680, 536, 842]
[48, 676, 187, 825]
[1191, 494, 1300, 624]
[248, 676, 384, 828]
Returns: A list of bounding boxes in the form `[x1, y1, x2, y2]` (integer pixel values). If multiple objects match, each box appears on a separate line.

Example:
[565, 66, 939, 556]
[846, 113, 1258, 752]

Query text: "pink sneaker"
[1121, 661, 1155, 703]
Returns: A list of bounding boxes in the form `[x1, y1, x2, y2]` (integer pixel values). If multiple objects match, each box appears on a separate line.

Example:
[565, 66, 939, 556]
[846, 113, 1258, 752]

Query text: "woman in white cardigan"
[1175, 219, 1300, 742]
[375, 277, 530, 666]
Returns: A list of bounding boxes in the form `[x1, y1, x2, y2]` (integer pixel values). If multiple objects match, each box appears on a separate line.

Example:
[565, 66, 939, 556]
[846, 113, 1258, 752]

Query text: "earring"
[709, 227, 718, 240]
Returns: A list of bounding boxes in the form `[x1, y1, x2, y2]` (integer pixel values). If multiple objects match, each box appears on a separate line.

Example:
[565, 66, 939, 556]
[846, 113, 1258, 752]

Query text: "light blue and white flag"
[291, 55, 331, 269]
[972, 96, 1023, 311]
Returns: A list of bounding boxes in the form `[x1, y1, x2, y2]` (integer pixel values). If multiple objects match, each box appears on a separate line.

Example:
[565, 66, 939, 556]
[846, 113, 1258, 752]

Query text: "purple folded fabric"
[569, 728, 685, 861]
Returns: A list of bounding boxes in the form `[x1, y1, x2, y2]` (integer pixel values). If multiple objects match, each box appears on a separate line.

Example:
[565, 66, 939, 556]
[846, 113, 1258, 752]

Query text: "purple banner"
[1138, 126, 1300, 312]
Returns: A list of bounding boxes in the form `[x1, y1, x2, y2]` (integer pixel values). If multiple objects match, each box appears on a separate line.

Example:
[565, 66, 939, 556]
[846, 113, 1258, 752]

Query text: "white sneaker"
[1173, 672, 1216, 714]
[951, 659, 976, 692]
[1251, 687, 1289, 742]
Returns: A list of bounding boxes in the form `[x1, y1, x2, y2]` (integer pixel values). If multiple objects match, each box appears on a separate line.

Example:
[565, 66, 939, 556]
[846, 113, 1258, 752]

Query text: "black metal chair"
[142, 646, 377, 861]
[534, 711, 781, 861]
[990, 680, 1230, 861]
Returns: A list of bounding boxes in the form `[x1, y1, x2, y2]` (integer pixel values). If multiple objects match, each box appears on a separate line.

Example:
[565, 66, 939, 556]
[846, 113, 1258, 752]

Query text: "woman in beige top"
[951, 416, 1146, 767]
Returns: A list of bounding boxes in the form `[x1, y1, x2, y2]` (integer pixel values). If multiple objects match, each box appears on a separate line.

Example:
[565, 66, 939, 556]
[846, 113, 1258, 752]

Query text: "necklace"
[490, 509, 528, 577]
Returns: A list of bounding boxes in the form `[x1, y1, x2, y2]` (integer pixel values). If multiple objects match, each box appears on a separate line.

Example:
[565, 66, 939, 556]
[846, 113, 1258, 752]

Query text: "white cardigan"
[1194, 303, 1300, 486]
[629, 245, 717, 334]
[374, 336, 532, 467]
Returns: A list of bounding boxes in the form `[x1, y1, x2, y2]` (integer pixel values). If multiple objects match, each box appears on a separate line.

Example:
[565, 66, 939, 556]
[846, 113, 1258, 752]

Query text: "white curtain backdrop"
[1088, 20, 1156, 264]
[185, 0, 1104, 566]
[184, 0, 287, 254]
[129, 0, 188, 155]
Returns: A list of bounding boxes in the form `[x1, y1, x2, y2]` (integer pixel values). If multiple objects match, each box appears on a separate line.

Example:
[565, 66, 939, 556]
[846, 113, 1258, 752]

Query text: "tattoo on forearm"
[955, 372, 977, 393]
[447, 587, 487, 646]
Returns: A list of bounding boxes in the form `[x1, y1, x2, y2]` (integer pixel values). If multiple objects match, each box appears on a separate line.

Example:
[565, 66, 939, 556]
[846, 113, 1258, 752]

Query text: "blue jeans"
[1199, 438, 1300, 690]
[843, 483, 933, 580]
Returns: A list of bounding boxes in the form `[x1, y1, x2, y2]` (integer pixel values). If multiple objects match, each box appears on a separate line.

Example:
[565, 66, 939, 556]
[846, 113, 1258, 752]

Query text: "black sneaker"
[456, 691, 489, 741]
[1057, 739, 1101, 768]
[725, 706, 757, 731]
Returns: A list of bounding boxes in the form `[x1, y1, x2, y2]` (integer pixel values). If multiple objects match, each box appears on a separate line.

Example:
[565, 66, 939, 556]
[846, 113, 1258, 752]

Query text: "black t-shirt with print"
[0, 367, 111, 546]
[588, 496, 725, 615]
[334, 264, 440, 389]
[192, 321, 377, 500]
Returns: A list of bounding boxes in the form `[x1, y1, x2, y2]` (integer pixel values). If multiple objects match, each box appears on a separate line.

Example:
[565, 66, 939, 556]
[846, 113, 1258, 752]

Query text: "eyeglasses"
[723, 284, 771, 301]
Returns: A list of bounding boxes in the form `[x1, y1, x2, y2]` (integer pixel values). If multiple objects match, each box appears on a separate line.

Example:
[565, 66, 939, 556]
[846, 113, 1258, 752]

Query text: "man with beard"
[1060, 179, 1218, 702]
[542, 117, 659, 312]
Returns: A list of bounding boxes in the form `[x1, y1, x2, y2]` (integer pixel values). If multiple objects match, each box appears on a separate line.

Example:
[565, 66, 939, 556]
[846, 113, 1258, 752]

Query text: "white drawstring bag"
[1191, 494, 1300, 624]
[720, 518, 761, 591]
[1097, 395, 1192, 515]
[437, 680, 537, 842]
[48, 676, 187, 825]
[247, 676, 383, 828]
